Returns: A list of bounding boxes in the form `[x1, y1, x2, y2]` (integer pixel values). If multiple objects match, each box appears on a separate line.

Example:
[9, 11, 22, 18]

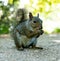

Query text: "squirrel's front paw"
[40, 30, 44, 35]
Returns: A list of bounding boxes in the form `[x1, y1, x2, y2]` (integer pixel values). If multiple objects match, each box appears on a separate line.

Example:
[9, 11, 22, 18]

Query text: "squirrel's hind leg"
[13, 30, 24, 51]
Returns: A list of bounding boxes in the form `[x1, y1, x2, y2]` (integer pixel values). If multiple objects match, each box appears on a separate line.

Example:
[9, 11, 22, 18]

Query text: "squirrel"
[10, 8, 44, 51]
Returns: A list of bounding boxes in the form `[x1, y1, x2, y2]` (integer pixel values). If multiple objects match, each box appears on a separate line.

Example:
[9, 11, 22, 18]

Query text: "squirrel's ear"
[37, 13, 39, 18]
[29, 12, 33, 20]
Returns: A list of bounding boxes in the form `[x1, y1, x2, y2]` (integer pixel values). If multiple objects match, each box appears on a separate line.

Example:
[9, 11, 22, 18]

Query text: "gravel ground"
[0, 34, 60, 61]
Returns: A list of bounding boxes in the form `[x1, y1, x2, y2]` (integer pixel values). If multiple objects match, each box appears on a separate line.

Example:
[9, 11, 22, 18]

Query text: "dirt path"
[0, 34, 60, 61]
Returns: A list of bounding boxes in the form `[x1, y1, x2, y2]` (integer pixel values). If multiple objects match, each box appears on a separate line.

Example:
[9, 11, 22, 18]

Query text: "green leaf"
[8, 0, 13, 5]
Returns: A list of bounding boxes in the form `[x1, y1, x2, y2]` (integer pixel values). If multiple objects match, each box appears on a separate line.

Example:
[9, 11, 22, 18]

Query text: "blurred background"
[0, 0, 60, 35]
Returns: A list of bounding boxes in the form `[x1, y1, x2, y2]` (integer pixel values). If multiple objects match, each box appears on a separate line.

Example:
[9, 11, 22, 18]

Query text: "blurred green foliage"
[0, 0, 60, 34]
[0, 0, 18, 34]
[0, 24, 9, 34]
[53, 28, 60, 33]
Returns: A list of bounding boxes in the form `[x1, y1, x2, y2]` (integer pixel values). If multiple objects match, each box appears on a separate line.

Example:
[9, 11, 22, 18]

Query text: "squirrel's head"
[29, 12, 43, 30]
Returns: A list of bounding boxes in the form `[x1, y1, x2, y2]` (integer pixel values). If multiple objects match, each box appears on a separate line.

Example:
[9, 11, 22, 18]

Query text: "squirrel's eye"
[33, 21, 36, 23]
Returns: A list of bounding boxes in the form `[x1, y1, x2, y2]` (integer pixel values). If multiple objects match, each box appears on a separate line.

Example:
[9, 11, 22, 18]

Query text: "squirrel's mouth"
[35, 25, 42, 30]
[36, 24, 42, 29]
